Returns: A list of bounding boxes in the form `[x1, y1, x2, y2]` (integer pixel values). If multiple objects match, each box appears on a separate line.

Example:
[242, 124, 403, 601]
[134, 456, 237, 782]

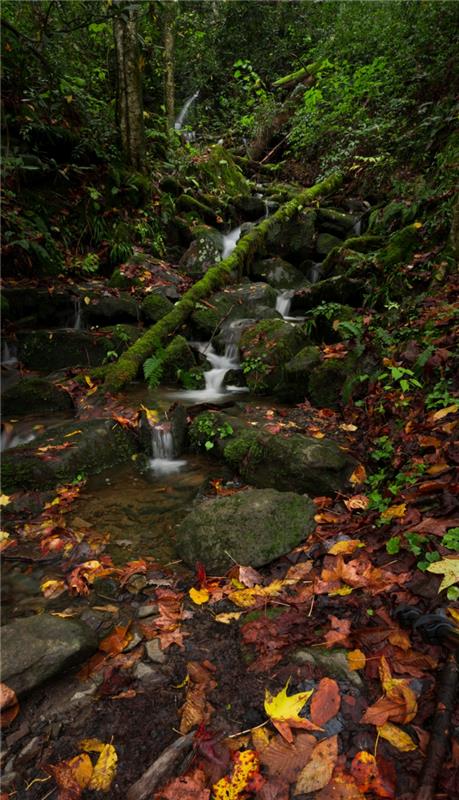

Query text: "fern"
[143, 348, 165, 389]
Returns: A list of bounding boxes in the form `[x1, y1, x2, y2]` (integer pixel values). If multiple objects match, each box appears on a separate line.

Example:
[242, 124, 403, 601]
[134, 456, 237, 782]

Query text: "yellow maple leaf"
[426, 557, 459, 592]
[0, 494, 11, 507]
[80, 740, 117, 792]
[140, 404, 159, 425]
[229, 579, 285, 608]
[377, 722, 417, 751]
[189, 587, 210, 605]
[264, 679, 316, 741]
[40, 579, 66, 599]
[68, 753, 93, 789]
[215, 611, 243, 624]
[329, 584, 354, 596]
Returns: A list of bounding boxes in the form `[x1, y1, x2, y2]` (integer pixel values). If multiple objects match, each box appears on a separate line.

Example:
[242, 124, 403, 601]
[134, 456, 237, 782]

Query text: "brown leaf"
[325, 616, 351, 648]
[154, 767, 210, 800]
[257, 732, 316, 783]
[294, 735, 338, 795]
[179, 662, 216, 734]
[310, 678, 341, 726]
[315, 767, 366, 799]
[0, 682, 19, 728]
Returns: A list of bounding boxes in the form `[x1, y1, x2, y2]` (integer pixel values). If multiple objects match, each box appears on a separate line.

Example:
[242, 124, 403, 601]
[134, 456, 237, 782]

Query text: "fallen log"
[104, 171, 343, 392]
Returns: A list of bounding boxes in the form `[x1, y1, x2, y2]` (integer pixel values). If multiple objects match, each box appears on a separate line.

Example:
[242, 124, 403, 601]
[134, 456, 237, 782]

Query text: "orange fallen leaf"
[350, 464, 367, 485]
[0, 682, 19, 728]
[310, 678, 341, 726]
[347, 649, 366, 670]
[328, 540, 364, 556]
[294, 735, 338, 795]
[350, 751, 394, 798]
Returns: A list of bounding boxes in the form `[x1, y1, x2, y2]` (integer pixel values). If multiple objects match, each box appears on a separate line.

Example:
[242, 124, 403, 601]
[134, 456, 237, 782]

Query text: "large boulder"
[316, 232, 343, 257]
[179, 225, 223, 277]
[16, 326, 141, 370]
[265, 209, 316, 265]
[239, 318, 308, 393]
[191, 282, 278, 339]
[317, 208, 356, 236]
[190, 412, 355, 496]
[308, 358, 356, 409]
[282, 345, 322, 402]
[78, 291, 139, 325]
[109, 253, 186, 300]
[1, 285, 74, 327]
[2, 377, 73, 417]
[232, 194, 267, 221]
[1, 419, 138, 492]
[251, 257, 306, 289]
[175, 488, 315, 573]
[0, 614, 98, 695]
[141, 292, 174, 323]
[291, 276, 366, 315]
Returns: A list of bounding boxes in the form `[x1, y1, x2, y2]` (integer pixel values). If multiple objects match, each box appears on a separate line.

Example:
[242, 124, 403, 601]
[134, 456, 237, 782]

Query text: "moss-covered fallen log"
[103, 171, 343, 392]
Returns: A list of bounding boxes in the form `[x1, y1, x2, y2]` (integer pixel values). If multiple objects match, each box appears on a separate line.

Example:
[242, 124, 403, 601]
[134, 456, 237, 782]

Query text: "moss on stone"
[308, 357, 356, 409]
[141, 293, 173, 323]
[2, 378, 73, 417]
[377, 224, 421, 268]
[109, 268, 138, 290]
[176, 195, 218, 225]
[223, 430, 264, 470]
[162, 335, 196, 383]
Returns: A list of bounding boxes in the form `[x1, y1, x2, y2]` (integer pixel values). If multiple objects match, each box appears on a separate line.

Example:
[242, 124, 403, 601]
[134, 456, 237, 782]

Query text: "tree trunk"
[113, 1, 145, 171]
[103, 171, 343, 392]
[162, 0, 176, 129]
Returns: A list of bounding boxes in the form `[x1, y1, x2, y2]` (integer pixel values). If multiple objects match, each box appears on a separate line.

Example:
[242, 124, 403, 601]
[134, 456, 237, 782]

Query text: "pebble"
[145, 639, 166, 664]
[137, 603, 158, 619]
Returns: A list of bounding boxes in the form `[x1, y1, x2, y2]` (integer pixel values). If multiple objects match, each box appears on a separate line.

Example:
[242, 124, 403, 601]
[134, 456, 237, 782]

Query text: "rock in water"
[1, 614, 98, 695]
[175, 488, 315, 573]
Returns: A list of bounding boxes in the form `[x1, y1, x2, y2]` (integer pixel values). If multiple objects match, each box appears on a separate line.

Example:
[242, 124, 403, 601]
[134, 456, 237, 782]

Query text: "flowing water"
[149, 424, 187, 476]
[174, 90, 199, 130]
[73, 296, 82, 330]
[276, 290, 294, 318]
[173, 340, 245, 403]
[222, 226, 242, 259]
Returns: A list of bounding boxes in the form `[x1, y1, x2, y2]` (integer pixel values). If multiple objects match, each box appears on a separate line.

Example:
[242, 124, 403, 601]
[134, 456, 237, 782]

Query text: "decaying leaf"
[213, 749, 263, 799]
[255, 731, 316, 783]
[328, 540, 364, 556]
[80, 739, 118, 792]
[347, 649, 366, 671]
[155, 767, 210, 799]
[350, 751, 394, 797]
[310, 678, 341, 726]
[426, 557, 459, 592]
[179, 661, 216, 734]
[377, 722, 417, 751]
[361, 657, 417, 726]
[294, 735, 338, 795]
[0, 682, 19, 728]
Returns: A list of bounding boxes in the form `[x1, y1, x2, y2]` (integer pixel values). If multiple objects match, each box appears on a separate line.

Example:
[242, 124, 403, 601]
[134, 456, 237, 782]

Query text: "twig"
[126, 732, 194, 800]
[414, 653, 458, 800]
[228, 719, 269, 739]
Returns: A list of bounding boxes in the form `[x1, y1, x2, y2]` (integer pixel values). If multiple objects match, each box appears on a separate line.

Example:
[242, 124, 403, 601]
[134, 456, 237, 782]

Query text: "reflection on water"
[70, 455, 224, 567]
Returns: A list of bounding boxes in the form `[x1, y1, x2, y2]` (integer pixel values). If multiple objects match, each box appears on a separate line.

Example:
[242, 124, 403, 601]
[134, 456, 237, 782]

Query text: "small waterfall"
[1, 341, 18, 366]
[175, 340, 245, 403]
[150, 423, 186, 475]
[222, 226, 242, 259]
[276, 290, 294, 318]
[73, 296, 82, 330]
[1, 428, 36, 452]
[307, 263, 322, 284]
[174, 90, 199, 131]
[351, 218, 362, 237]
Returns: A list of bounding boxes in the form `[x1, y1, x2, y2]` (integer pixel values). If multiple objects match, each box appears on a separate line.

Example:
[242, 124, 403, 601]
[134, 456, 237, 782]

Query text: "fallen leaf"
[80, 739, 118, 792]
[294, 735, 338, 795]
[99, 624, 132, 655]
[377, 722, 417, 751]
[325, 616, 351, 648]
[347, 650, 366, 670]
[426, 557, 459, 592]
[430, 404, 458, 420]
[310, 678, 341, 726]
[215, 612, 243, 624]
[0, 682, 19, 728]
[41, 578, 66, 599]
[0, 494, 11, 506]
[350, 751, 394, 798]
[350, 465, 367, 485]
[213, 750, 263, 800]
[256, 731, 316, 783]
[328, 540, 364, 555]
[155, 767, 210, 799]
[380, 503, 406, 522]
[179, 661, 216, 734]
[189, 587, 210, 605]
[344, 495, 369, 511]
[264, 679, 318, 743]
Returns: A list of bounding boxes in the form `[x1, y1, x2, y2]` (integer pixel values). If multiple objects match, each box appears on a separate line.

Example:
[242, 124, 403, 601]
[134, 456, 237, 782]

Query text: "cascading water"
[174, 90, 199, 131]
[222, 226, 242, 259]
[276, 290, 294, 318]
[73, 296, 82, 330]
[174, 340, 245, 403]
[352, 218, 363, 236]
[307, 263, 322, 284]
[150, 423, 186, 475]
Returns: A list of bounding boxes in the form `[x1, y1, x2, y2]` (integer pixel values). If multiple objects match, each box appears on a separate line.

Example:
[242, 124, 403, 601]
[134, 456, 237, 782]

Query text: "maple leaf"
[350, 751, 394, 798]
[213, 750, 263, 800]
[325, 616, 351, 648]
[0, 494, 11, 507]
[189, 587, 210, 604]
[264, 679, 318, 742]
[294, 735, 338, 795]
[347, 649, 366, 670]
[426, 557, 459, 592]
[361, 656, 417, 726]
[80, 739, 118, 791]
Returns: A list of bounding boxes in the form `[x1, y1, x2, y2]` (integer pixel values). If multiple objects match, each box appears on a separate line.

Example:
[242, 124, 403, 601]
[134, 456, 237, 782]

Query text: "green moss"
[162, 335, 196, 383]
[2, 378, 73, 417]
[308, 358, 355, 409]
[193, 145, 250, 197]
[377, 224, 421, 268]
[109, 268, 137, 290]
[176, 195, 218, 225]
[141, 293, 173, 323]
[223, 430, 263, 468]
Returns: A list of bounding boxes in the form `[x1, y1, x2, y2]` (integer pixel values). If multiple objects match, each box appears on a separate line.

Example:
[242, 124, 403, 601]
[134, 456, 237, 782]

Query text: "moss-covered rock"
[240, 318, 308, 393]
[1, 419, 138, 493]
[109, 268, 138, 290]
[291, 276, 365, 315]
[266, 209, 317, 264]
[159, 176, 182, 196]
[79, 292, 139, 325]
[191, 282, 278, 339]
[17, 326, 141, 370]
[232, 194, 267, 221]
[317, 207, 356, 235]
[2, 286, 74, 326]
[141, 292, 174, 323]
[2, 378, 73, 417]
[179, 225, 224, 277]
[377, 223, 422, 268]
[175, 488, 315, 573]
[162, 335, 197, 383]
[191, 145, 250, 197]
[308, 357, 356, 409]
[281, 345, 322, 401]
[176, 194, 219, 225]
[251, 256, 305, 289]
[316, 232, 343, 256]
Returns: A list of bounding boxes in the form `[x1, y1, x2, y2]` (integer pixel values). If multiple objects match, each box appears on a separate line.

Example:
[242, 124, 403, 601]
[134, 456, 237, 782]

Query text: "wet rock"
[162, 336, 198, 384]
[176, 195, 220, 226]
[266, 209, 317, 264]
[251, 256, 306, 289]
[109, 254, 184, 299]
[16, 326, 141, 370]
[232, 194, 267, 220]
[316, 232, 344, 256]
[141, 292, 174, 323]
[137, 603, 158, 619]
[292, 647, 363, 688]
[2, 378, 73, 417]
[191, 282, 278, 338]
[176, 488, 315, 573]
[79, 291, 139, 325]
[179, 225, 223, 277]
[239, 318, 308, 393]
[317, 208, 356, 235]
[291, 275, 365, 314]
[1, 419, 138, 493]
[0, 614, 98, 696]
[282, 345, 322, 402]
[145, 639, 166, 664]
[308, 357, 356, 409]
[2, 286, 74, 327]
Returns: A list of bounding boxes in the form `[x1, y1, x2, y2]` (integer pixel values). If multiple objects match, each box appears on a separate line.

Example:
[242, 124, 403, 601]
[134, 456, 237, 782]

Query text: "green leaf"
[386, 536, 400, 555]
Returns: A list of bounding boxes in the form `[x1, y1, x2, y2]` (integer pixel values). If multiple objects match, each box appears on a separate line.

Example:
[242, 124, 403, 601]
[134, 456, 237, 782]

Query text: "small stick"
[414, 653, 458, 800]
[126, 732, 194, 800]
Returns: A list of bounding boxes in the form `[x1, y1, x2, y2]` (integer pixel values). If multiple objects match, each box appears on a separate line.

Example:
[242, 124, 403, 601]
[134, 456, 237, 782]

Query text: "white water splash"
[276, 290, 294, 318]
[174, 341, 245, 403]
[1, 341, 18, 366]
[222, 226, 242, 259]
[149, 424, 186, 475]
[73, 296, 82, 330]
